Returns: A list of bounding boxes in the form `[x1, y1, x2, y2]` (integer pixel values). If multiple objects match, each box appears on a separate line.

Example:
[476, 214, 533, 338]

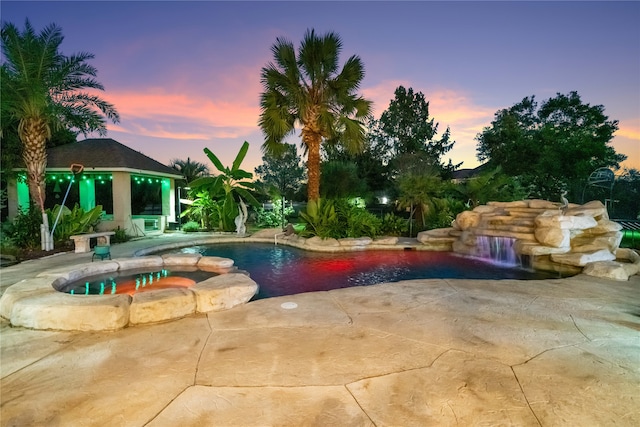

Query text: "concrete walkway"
[1, 233, 639, 426]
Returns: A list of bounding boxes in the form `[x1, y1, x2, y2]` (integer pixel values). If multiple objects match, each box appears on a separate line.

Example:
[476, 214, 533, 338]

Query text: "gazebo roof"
[46, 138, 182, 178]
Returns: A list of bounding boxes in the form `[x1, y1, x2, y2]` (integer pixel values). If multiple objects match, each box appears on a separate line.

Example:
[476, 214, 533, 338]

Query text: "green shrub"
[345, 208, 382, 238]
[380, 213, 408, 236]
[255, 199, 295, 228]
[182, 221, 201, 232]
[3, 205, 42, 249]
[111, 226, 131, 243]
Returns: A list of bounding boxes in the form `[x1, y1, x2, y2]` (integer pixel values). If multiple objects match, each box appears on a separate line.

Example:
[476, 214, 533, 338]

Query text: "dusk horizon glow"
[2, 1, 639, 177]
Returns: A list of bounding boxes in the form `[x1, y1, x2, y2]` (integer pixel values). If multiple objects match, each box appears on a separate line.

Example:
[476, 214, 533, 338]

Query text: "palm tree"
[1, 20, 119, 227]
[259, 29, 372, 201]
[169, 157, 210, 184]
[396, 168, 444, 236]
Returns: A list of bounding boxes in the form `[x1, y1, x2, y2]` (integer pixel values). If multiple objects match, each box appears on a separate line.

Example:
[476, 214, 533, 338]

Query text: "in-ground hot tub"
[0, 253, 259, 331]
[59, 267, 216, 296]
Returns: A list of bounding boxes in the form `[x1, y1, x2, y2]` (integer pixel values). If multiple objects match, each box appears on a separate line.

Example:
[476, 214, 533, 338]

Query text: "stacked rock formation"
[417, 200, 639, 280]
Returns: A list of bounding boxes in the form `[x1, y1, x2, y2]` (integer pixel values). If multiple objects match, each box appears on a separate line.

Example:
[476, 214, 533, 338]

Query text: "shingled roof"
[46, 138, 182, 178]
[451, 164, 488, 181]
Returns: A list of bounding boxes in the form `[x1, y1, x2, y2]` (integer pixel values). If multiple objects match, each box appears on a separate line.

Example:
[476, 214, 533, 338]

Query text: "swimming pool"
[170, 243, 561, 300]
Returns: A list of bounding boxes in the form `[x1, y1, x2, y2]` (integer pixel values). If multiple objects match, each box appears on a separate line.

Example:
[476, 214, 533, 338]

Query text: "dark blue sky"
[2, 1, 639, 171]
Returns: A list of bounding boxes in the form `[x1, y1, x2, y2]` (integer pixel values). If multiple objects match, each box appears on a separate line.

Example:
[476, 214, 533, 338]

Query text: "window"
[131, 175, 163, 215]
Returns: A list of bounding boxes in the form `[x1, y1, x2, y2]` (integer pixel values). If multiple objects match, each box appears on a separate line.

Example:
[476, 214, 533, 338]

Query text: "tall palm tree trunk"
[20, 117, 49, 213]
[303, 129, 322, 201]
[20, 116, 52, 249]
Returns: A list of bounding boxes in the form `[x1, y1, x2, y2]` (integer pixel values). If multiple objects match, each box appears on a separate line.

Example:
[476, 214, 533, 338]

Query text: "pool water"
[176, 243, 561, 300]
[61, 268, 216, 296]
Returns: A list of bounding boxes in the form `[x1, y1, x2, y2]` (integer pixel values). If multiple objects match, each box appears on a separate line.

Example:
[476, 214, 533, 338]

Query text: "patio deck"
[1, 233, 638, 426]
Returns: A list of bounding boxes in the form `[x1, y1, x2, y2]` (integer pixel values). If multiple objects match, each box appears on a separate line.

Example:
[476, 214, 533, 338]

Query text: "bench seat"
[70, 232, 115, 253]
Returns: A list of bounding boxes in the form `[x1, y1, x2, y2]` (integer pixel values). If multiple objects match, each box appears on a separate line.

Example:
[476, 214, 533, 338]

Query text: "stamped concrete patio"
[1, 233, 639, 426]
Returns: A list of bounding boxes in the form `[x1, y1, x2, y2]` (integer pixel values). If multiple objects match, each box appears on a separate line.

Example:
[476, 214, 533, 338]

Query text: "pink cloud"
[616, 123, 640, 141]
[102, 90, 258, 127]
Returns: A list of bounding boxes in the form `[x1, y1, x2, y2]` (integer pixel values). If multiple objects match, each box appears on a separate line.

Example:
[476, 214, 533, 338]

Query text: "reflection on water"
[175, 243, 561, 300]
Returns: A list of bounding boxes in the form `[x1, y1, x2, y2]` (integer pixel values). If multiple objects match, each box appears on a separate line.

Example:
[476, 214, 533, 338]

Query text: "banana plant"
[189, 141, 260, 231]
[46, 204, 103, 243]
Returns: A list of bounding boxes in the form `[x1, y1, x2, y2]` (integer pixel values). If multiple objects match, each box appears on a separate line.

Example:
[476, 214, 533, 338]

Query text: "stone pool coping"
[0, 233, 419, 333]
[0, 253, 258, 331]
[3, 230, 637, 332]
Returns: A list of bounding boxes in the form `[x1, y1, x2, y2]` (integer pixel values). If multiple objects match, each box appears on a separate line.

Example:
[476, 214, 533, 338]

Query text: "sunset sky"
[2, 0, 639, 175]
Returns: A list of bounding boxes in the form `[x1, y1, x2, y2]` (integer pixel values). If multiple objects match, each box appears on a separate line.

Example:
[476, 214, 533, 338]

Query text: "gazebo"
[6, 138, 184, 236]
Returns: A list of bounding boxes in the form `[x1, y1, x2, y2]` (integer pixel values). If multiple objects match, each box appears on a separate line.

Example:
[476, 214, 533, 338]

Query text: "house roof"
[46, 138, 182, 178]
[451, 164, 487, 181]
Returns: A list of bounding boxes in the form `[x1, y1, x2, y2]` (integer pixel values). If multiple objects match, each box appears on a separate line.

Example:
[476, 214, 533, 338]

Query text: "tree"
[1, 20, 119, 213]
[476, 91, 625, 200]
[1, 20, 119, 249]
[396, 166, 445, 235]
[254, 143, 305, 201]
[379, 86, 456, 172]
[259, 29, 372, 202]
[322, 116, 394, 201]
[320, 161, 367, 199]
[169, 157, 209, 185]
[611, 168, 640, 220]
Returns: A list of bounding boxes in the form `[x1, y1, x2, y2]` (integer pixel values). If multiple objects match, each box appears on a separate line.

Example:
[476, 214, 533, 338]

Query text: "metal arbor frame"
[582, 167, 615, 211]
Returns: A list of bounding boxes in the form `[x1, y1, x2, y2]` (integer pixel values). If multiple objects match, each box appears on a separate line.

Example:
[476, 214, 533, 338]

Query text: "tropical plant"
[1, 20, 119, 246]
[180, 189, 219, 230]
[259, 29, 372, 201]
[299, 198, 340, 238]
[47, 204, 102, 243]
[396, 168, 445, 235]
[189, 141, 259, 231]
[300, 198, 382, 239]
